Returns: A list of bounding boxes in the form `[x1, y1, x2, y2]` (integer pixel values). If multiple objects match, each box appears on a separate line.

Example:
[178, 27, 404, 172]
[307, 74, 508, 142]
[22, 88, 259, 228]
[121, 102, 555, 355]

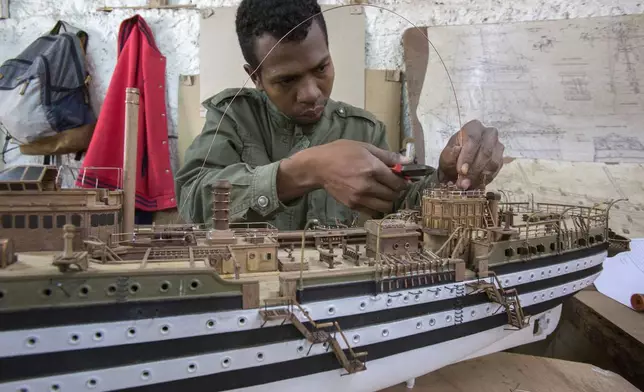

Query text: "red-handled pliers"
[391, 164, 433, 181]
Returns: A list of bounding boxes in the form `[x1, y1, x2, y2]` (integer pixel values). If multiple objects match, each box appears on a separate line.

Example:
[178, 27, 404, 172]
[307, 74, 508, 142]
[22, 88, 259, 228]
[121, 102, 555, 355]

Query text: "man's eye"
[317, 64, 327, 73]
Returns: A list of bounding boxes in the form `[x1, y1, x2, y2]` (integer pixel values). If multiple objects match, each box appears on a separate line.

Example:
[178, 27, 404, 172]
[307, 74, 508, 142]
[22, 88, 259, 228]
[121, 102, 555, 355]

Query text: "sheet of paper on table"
[594, 238, 644, 310]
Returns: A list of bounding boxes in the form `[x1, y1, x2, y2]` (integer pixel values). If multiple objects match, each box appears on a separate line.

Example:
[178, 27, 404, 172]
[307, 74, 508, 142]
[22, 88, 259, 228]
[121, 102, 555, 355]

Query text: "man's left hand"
[438, 120, 504, 190]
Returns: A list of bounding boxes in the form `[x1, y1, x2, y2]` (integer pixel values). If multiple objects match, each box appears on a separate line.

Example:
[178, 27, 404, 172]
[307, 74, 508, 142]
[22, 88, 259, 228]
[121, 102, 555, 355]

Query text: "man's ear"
[243, 64, 263, 90]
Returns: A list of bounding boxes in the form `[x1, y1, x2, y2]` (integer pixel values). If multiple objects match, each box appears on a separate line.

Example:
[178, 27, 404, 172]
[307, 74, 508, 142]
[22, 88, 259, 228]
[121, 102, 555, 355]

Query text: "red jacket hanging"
[76, 15, 176, 212]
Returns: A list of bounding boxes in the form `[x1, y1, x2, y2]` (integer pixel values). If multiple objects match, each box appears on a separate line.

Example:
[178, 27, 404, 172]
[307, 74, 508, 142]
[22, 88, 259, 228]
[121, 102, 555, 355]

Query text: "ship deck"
[2, 247, 406, 303]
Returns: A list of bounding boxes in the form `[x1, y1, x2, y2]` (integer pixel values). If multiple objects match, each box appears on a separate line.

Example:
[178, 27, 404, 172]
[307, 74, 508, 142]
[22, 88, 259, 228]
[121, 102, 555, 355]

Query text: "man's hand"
[310, 140, 411, 217]
[438, 120, 505, 190]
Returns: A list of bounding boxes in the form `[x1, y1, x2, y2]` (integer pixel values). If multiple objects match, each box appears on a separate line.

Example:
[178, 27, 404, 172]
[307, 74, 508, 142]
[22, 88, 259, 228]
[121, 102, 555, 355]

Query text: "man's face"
[246, 20, 335, 125]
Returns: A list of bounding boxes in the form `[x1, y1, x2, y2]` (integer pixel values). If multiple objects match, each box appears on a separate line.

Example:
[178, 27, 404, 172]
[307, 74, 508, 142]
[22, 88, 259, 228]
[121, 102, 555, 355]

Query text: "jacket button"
[257, 196, 269, 208]
[338, 108, 345, 115]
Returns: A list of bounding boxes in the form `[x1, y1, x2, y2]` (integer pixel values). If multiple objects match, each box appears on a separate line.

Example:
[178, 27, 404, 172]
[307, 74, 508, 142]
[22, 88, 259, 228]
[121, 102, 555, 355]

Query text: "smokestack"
[212, 180, 231, 231]
[207, 179, 235, 245]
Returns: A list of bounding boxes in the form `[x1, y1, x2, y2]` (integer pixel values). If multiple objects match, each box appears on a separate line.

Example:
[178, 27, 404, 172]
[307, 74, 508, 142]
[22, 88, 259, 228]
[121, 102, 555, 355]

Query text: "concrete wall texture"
[1, 0, 643, 169]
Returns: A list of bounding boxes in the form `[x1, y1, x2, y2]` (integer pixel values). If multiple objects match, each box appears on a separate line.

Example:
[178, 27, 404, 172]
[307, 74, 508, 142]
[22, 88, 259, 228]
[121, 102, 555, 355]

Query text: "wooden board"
[199, 5, 366, 108]
[366, 70, 402, 152]
[381, 352, 639, 392]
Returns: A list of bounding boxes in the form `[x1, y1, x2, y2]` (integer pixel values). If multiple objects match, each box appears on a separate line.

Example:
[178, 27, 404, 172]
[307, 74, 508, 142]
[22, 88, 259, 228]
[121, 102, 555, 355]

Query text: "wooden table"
[381, 352, 639, 392]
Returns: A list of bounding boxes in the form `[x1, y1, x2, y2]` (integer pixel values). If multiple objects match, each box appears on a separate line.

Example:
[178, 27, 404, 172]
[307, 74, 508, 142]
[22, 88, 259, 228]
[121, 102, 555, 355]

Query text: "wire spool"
[630, 293, 644, 312]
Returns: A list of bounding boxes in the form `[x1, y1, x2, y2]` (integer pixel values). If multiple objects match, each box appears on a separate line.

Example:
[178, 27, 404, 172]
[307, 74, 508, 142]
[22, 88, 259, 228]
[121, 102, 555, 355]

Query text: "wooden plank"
[0, 0, 8, 19]
[365, 70, 402, 153]
[381, 352, 639, 392]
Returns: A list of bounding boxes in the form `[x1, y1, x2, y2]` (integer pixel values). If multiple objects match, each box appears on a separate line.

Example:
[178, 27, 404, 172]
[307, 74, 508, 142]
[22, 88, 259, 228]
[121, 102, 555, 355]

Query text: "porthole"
[160, 325, 170, 335]
[429, 318, 436, 326]
[414, 294, 420, 301]
[327, 306, 336, 315]
[353, 334, 360, 343]
[93, 331, 104, 341]
[392, 243, 399, 250]
[221, 357, 231, 368]
[533, 295, 538, 302]
[434, 291, 440, 298]
[404, 242, 410, 249]
[86, 378, 98, 389]
[565, 266, 569, 271]
[206, 319, 216, 329]
[159, 281, 171, 293]
[256, 352, 265, 362]
[187, 363, 198, 373]
[517, 276, 522, 282]
[403, 296, 409, 303]
[18, 387, 29, 392]
[382, 329, 389, 337]
[550, 291, 554, 298]
[470, 310, 476, 317]
[127, 327, 137, 338]
[25, 336, 37, 348]
[584, 261, 588, 266]
[69, 333, 80, 345]
[557, 267, 561, 273]
[446, 315, 452, 323]
[563, 287, 567, 293]
[106, 284, 117, 295]
[297, 345, 304, 353]
[359, 301, 366, 310]
[504, 279, 510, 285]
[548, 269, 552, 275]
[50, 384, 60, 391]
[42, 288, 53, 297]
[416, 321, 422, 329]
[485, 306, 491, 314]
[541, 271, 545, 277]
[0, 290, 4, 300]
[238, 317, 247, 326]
[323, 342, 329, 349]
[79, 285, 90, 297]
[573, 284, 577, 290]
[140, 370, 151, 380]
[190, 279, 201, 290]
[129, 283, 140, 294]
[541, 293, 545, 299]
[386, 298, 393, 306]
[577, 262, 580, 269]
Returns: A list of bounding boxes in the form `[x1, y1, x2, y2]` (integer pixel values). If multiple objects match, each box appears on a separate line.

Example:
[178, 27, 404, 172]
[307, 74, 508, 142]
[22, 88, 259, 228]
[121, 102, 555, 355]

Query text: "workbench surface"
[382, 352, 639, 392]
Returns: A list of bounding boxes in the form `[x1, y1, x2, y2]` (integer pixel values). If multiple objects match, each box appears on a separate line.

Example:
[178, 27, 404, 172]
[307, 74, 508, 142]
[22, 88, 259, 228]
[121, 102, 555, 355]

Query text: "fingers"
[456, 121, 484, 176]
[364, 143, 412, 166]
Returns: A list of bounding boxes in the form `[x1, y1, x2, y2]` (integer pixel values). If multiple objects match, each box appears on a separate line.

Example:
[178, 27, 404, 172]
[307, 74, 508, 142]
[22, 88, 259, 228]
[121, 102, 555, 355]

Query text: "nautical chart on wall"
[402, 14, 644, 166]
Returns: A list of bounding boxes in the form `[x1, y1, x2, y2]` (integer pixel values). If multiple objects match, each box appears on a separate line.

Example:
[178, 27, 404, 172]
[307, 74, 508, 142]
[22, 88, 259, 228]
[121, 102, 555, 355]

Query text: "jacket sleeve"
[174, 102, 290, 225]
[371, 122, 440, 211]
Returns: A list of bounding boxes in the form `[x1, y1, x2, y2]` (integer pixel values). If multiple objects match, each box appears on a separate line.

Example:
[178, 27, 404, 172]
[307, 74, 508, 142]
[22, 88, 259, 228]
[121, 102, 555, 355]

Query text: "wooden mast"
[122, 87, 140, 240]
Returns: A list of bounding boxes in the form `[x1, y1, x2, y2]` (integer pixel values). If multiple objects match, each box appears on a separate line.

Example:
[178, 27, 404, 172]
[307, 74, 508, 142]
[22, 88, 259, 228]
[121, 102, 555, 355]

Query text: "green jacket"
[175, 88, 439, 230]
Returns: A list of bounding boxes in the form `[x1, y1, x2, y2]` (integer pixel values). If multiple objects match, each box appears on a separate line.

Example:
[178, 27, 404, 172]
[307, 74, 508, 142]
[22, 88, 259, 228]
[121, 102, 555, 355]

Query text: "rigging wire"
[177, 3, 463, 222]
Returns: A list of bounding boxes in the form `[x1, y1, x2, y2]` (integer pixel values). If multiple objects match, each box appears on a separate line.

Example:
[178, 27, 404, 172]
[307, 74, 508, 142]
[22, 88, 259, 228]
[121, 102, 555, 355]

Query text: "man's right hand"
[309, 140, 411, 217]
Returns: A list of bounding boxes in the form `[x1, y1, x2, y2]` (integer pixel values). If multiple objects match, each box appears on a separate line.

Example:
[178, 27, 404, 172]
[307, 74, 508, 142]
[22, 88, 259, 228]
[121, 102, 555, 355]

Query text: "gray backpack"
[0, 21, 95, 157]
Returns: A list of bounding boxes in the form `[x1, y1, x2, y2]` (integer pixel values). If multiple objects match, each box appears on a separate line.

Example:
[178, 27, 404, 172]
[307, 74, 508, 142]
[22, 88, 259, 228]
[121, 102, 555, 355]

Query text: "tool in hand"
[391, 163, 433, 181]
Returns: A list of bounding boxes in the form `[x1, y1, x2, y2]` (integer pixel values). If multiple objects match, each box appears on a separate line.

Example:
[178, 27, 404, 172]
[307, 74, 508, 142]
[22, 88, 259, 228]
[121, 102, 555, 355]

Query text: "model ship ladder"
[484, 203, 496, 228]
[475, 273, 528, 329]
[259, 297, 367, 374]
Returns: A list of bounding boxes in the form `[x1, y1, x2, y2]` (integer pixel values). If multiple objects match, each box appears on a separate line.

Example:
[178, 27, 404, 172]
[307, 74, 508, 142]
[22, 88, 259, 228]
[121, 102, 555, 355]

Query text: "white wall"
[1, 0, 642, 171]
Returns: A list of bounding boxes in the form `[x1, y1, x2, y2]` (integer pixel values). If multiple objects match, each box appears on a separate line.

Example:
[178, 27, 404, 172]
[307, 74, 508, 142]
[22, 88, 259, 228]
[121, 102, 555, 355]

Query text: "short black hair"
[235, 0, 329, 71]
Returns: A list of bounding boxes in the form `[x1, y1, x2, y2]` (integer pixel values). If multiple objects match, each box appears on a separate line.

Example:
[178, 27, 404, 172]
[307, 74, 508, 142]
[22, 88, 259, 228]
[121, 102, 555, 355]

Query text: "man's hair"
[235, 0, 329, 71]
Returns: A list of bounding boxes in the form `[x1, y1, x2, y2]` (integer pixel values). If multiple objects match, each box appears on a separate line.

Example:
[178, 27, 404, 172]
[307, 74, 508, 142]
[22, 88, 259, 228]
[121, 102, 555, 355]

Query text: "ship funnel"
[212, 180, 231, 231]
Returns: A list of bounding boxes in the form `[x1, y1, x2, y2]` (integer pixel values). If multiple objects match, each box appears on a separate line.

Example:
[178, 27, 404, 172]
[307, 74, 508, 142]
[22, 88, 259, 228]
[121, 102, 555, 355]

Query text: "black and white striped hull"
[0, 247, 606, 392]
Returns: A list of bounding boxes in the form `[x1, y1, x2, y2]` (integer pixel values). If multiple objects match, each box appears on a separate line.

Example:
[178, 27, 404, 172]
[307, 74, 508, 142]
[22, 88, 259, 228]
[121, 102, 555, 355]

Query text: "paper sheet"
[594, 238, 644, 309]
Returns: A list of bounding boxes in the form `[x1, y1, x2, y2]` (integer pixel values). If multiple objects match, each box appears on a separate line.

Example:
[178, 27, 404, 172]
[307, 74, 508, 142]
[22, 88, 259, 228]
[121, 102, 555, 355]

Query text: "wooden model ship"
[0, 89, 631, 392]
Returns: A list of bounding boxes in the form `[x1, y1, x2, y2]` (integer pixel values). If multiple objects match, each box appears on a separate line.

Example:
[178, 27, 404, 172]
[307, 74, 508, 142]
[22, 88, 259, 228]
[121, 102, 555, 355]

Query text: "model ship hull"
[0, 245, 606, 391]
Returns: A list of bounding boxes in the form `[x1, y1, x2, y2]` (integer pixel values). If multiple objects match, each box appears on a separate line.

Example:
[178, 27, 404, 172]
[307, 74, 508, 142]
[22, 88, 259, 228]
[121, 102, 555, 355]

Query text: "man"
[176, 0, 504, 230]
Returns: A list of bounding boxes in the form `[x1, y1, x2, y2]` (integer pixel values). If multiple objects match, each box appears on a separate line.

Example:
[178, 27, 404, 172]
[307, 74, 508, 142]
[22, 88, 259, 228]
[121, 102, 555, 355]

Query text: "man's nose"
[296, 77, 321, 105]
